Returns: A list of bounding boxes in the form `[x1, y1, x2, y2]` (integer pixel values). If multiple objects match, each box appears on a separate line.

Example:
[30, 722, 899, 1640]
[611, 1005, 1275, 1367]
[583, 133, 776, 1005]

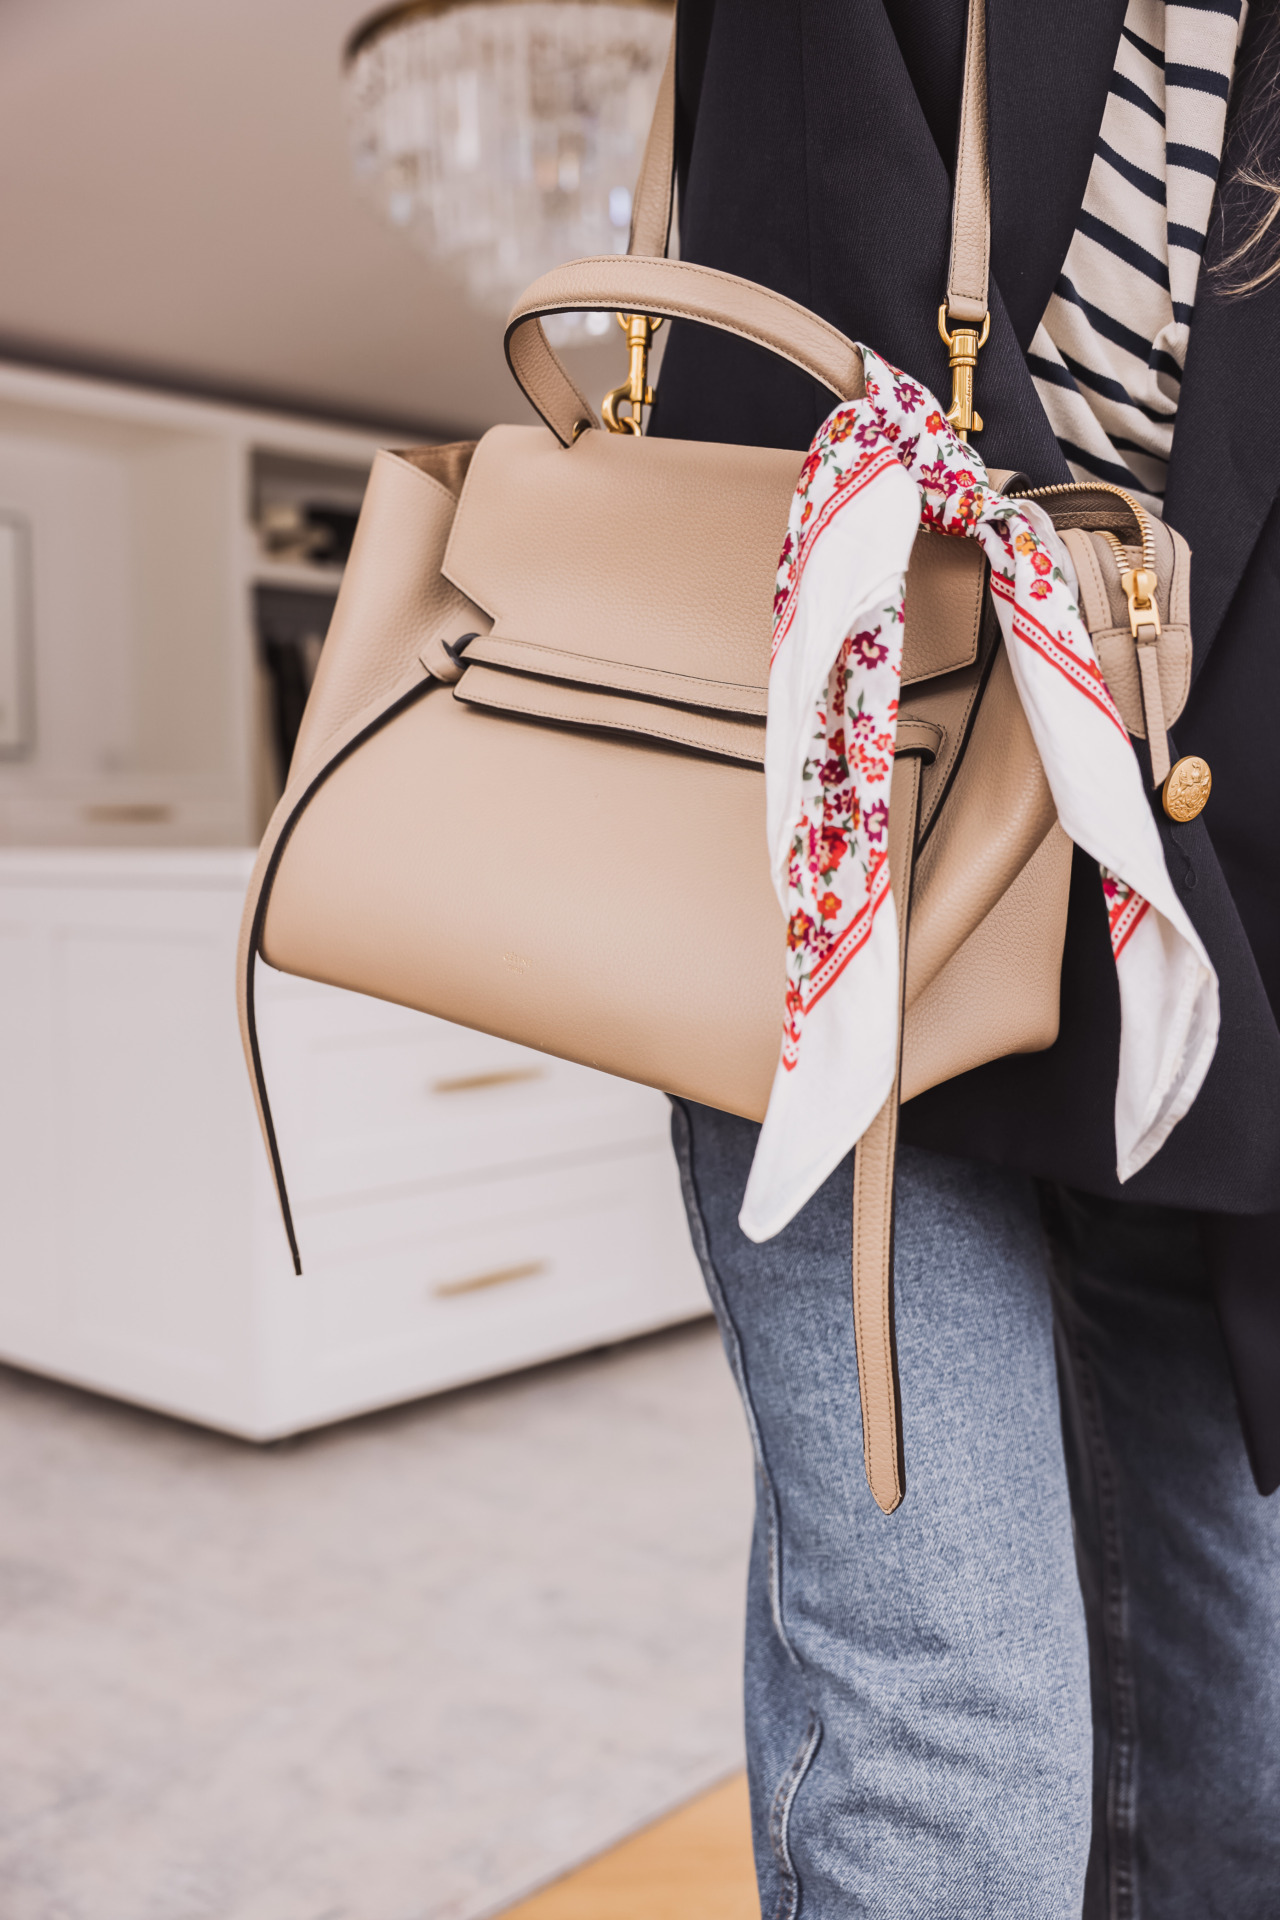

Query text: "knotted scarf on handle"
[739, 347, 1219, 1243]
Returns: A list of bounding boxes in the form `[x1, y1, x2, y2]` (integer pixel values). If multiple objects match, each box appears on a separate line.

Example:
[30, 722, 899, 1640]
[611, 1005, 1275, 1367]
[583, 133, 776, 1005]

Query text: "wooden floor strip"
[496, 1771, 759, 1920]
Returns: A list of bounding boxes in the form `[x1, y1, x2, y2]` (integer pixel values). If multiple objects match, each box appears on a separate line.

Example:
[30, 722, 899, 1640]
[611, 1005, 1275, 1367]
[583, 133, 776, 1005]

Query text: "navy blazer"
[652, 0, 1280, 1492]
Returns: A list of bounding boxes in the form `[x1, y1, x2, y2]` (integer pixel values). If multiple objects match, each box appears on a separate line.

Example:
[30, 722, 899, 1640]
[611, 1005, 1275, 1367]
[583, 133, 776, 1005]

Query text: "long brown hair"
[1216, 2, 1280, 293]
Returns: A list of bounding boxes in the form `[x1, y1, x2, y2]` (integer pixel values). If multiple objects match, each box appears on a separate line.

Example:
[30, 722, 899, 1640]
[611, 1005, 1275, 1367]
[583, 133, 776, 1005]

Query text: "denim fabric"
[1044, 1187, 1280, 1918]
[671, 1101, 1280, 1919]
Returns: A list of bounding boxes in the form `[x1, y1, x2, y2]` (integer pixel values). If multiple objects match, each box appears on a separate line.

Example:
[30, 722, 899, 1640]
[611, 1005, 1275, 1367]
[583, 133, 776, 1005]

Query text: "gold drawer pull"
[431, 1066, 545, 1095]
[83, 803, 174, 825]
[433, 1259, 548, 1299]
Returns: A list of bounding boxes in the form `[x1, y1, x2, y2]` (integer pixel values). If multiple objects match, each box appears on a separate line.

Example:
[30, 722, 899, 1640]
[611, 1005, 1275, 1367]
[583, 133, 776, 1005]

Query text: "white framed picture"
[0, 511, 32, 757]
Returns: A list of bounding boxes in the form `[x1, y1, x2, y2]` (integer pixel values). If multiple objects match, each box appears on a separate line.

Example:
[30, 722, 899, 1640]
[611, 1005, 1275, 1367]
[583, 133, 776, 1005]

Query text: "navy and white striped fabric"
[1028, 0, 1248, 514]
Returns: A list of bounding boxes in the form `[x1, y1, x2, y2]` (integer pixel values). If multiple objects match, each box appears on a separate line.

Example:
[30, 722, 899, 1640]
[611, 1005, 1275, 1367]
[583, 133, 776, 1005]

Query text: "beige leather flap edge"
[903, 533, 985, 684]
[455, 662, 943, 769]
[464, 549, 984, 697]
[454, 663, 767, 764]
[464, 635, 770, 717]
[463, 627, 985, 729]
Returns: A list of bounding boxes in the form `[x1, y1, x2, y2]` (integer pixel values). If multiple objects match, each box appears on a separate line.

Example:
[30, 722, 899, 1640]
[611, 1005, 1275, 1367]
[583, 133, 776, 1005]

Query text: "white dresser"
[0, 363, 710, 1436]
[0, 854, 708, 1440]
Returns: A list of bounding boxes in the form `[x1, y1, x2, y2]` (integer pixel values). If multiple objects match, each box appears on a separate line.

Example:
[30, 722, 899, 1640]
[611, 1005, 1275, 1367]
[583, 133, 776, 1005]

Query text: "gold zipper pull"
[1093, 529, 1171, 789]
[1120, 566, 1161, 641]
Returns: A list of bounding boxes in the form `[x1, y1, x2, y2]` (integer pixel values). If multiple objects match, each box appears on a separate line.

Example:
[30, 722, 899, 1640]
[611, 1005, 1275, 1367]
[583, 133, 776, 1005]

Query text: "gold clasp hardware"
[1121, 566, 1162, 641]
[937, 305, 990, 441]
[602, 312, 663, 435]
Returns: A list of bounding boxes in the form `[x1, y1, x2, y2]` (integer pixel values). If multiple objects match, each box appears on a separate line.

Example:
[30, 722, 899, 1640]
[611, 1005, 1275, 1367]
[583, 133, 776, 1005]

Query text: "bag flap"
[442, 424, 986, 702]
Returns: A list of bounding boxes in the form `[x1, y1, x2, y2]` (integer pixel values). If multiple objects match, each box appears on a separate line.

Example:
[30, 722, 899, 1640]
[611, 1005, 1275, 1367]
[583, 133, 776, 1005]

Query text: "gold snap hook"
[937, 305, 990, 441]
[602, 312, 663, 434]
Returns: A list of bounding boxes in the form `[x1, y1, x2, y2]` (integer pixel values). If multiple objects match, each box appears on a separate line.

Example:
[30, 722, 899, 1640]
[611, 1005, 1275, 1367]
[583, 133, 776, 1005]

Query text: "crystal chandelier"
[344, 0, 673, 346]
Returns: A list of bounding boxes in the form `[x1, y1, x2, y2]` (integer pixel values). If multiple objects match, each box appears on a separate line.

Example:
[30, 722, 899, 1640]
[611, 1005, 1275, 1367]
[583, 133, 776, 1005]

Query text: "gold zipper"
[1015, 479, 1160, 640]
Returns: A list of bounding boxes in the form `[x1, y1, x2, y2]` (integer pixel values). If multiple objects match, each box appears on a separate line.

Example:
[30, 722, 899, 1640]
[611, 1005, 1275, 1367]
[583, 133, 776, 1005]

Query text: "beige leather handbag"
[239, 0, 1192, 1511]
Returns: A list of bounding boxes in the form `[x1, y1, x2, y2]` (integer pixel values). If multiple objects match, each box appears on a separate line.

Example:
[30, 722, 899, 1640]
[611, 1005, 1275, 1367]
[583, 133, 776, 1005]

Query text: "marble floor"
[0, 1319, 754, 1920]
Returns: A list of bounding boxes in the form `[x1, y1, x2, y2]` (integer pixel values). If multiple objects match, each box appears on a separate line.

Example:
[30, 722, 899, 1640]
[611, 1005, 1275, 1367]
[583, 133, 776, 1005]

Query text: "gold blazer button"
[1163, 755, 1212, 822]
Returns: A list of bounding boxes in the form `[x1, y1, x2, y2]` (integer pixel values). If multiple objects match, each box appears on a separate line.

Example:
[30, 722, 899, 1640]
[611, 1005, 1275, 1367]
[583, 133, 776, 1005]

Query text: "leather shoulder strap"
[628, 18, 677, 259]
[627, 0, 990, 323]
[505, 0, 989, 438]
[946, 0, 991, 324]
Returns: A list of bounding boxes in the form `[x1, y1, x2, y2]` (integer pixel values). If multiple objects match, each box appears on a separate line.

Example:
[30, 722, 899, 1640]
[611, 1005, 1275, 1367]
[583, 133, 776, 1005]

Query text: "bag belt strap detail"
[851, 748, 923, 1515]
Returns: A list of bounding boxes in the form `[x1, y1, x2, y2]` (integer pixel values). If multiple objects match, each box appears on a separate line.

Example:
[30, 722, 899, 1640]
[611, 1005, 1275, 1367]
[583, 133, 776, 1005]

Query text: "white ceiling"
[0, 0, 623, 434]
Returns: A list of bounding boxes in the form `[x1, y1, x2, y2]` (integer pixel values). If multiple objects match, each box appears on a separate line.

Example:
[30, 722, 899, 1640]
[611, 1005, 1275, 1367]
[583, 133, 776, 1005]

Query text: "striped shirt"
[1028, 0, 1248, 515]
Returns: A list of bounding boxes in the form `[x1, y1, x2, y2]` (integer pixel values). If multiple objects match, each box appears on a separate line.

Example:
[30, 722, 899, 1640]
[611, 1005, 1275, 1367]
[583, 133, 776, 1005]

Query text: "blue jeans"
[672, 1102, 1280, 1920]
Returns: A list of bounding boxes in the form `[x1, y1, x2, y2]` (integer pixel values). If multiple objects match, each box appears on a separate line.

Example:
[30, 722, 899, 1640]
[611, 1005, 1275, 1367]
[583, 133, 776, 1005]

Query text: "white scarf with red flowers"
[738, 347, 1219, 1244]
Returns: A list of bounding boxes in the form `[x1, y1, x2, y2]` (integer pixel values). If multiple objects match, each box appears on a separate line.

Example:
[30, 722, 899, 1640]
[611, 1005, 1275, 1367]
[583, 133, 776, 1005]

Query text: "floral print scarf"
[738, 347, 1219, 1244]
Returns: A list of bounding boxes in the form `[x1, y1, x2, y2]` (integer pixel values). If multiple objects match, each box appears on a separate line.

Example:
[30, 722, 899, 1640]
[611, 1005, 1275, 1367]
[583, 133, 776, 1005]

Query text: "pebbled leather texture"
[627, 16, 676, 259]
[907, 647, 1058, 1003]
[901, 824, 1072, 1102]
[262, 685, 788, 1123]
[444, 426, 987, 695]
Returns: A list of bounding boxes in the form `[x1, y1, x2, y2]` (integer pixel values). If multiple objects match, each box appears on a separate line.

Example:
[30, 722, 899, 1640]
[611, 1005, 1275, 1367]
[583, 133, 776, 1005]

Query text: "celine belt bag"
[239, 0, 1193, 1512]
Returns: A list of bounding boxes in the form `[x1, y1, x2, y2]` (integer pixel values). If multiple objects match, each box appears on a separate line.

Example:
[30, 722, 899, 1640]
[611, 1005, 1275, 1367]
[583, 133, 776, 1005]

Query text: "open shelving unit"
[0, 362, 383, 848]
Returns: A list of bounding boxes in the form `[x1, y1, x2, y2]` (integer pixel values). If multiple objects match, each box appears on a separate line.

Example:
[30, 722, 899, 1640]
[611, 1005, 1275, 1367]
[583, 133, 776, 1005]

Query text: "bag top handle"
[504, 1, 991, 444]
[506, 256, 868, 444]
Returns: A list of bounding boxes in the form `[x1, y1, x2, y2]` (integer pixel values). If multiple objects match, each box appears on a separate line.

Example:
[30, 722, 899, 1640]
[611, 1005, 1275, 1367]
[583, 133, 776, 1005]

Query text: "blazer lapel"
[800, 0, 1096, 480]
[986, 0, 1128, 348]
[983, 0, 1280, 667]
[1163, 224, 1280, 676]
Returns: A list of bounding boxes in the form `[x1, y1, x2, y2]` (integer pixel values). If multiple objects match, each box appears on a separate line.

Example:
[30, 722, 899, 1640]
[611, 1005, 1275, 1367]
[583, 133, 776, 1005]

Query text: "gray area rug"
[0, 1321, 754, 1920]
